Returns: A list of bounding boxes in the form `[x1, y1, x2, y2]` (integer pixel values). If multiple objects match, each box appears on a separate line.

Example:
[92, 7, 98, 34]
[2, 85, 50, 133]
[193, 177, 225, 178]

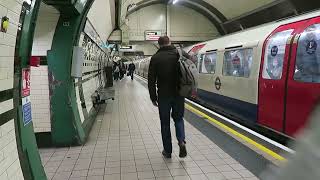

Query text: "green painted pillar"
[44, 0, 95, 146]
[13, 1, 47, 179]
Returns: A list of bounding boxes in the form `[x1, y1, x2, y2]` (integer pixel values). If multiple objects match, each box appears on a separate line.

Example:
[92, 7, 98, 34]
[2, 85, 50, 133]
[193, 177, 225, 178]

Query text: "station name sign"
[145, 30, 162, 41]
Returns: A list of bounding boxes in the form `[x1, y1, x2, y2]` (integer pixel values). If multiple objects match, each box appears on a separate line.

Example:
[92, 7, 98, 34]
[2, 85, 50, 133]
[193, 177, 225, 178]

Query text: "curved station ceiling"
[123, 0, 320, 34]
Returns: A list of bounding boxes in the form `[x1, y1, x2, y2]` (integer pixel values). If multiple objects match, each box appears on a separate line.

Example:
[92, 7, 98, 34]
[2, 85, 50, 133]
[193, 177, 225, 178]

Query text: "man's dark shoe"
[179, 142, 187, 158]
[162, 150, 172, 158]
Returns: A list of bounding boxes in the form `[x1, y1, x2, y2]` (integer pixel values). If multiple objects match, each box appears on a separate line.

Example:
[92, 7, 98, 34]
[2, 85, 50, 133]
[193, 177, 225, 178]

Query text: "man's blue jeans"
[158, 96, 185, 154]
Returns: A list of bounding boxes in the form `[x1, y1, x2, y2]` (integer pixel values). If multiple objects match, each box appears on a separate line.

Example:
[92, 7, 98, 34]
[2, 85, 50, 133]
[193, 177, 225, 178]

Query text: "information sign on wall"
[22, 68, 31, 97]
[145, 31, 162, 41]
[22, 96, 32, 126]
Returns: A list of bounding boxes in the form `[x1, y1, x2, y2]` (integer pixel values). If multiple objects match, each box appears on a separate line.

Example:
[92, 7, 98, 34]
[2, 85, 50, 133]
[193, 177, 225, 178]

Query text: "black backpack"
[177, 49, 198, 97]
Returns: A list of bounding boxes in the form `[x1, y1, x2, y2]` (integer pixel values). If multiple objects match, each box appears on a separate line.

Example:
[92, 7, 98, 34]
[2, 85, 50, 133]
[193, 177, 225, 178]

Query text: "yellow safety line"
[185, 103, 287, 161]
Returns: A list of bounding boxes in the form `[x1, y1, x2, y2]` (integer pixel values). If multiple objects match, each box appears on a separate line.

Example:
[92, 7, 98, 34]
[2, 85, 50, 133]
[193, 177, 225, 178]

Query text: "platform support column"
[44, 0, 95, 146]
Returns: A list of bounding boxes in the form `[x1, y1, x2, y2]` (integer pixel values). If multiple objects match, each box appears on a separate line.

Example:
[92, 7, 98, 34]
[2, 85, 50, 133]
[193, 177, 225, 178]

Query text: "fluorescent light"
[25, 0, 32, 5]
[173, 0, 179, 4]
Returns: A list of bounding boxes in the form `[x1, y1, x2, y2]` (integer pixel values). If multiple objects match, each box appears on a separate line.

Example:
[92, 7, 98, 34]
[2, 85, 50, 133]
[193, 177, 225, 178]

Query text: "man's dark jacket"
[128, 63, 135, 72]
[148, 45, 189, 102]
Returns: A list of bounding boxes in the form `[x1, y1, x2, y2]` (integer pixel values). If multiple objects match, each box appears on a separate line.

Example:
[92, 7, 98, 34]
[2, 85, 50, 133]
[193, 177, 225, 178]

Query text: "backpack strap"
[177, 48, 183, 60]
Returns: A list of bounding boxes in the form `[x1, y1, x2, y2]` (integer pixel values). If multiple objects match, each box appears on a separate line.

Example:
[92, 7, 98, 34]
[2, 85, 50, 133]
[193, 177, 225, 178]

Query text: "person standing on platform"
[128, 61, 136, 80]
[113, 63, 120, 81]
[148, 36, 188, 158]
[119, 61, 125, 80]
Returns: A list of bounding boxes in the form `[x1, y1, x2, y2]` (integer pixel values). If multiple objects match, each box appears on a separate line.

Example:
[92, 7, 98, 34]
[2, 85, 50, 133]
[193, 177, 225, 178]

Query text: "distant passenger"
[128, 61, 136, 80]
[295, 25, 320, 83]
[231, 54, 244, 77]
[113, 63, 120, 81]
[148, 36, 188, 158]
[119, 61, 126, 80]
[267, 57, 282, 79]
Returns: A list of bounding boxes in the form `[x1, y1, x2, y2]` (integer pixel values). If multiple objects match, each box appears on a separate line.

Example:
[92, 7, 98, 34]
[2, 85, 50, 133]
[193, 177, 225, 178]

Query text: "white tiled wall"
[31, 3, 59, 56]
[75, 86, 85, 123]
[30, 3, 59, 132]
[76, 32, 107, 122]
[0, 99, 13, 115]
[0, 0, 20, 91]
[0, 1, 24, 179]
[75, 71, 101, 123]
[0, 120, 24, 180]
[30, 66, 51, 132]
[82, 73, 100, 113]
[87, 0, 115, 42]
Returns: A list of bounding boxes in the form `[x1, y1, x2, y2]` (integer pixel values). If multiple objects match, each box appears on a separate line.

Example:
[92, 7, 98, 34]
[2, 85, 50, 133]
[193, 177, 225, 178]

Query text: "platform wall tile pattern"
[0, 1, 24, 179]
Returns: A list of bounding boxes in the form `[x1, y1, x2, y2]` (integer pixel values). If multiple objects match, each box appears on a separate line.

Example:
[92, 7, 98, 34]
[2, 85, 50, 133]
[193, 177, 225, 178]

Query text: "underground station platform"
[38, 76, 292, 180]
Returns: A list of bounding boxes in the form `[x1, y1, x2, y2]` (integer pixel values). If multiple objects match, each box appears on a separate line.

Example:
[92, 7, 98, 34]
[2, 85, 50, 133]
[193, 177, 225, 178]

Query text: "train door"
[197, 51, 218, 92]
[220, 47, 256, 122]
[258, 21, 306, 132]
[285, 17, 320, 136]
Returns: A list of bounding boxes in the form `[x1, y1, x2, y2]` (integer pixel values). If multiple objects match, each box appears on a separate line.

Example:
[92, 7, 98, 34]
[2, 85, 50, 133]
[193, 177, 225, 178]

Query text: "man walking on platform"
[128, 61, 136, 80]
[148, 36, 187, 158]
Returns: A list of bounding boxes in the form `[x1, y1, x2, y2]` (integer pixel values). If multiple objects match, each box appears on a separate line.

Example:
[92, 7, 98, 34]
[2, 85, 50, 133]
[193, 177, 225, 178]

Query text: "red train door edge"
[258, 21, 307, 133]
[285, 16, 320, 136]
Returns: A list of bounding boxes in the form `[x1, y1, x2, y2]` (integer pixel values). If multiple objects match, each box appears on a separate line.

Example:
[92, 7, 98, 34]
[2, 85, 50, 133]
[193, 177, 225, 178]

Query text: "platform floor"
[39, 77, 259, 180]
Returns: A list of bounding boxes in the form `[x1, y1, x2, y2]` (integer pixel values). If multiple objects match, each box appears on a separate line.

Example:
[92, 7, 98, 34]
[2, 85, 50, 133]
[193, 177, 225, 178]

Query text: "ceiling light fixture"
[24, 0, 32, 5]
[173, 0, 179, 5]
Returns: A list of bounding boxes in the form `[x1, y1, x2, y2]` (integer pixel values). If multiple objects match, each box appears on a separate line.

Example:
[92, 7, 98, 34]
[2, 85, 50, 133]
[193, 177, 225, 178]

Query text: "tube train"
[134, 10, 320, 140]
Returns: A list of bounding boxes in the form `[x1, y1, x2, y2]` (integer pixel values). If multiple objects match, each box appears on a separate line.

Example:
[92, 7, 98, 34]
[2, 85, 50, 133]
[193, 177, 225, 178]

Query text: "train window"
[199, 52, 217, 74]
[223, 48, 253, 78]
[294, 24, 320, 83]
[262, 29, 293, 79]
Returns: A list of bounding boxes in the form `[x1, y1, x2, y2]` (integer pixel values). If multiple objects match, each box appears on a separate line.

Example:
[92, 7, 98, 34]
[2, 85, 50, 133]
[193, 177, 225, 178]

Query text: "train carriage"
[135, 10, 320, 139]
[187, 10, 320, 138]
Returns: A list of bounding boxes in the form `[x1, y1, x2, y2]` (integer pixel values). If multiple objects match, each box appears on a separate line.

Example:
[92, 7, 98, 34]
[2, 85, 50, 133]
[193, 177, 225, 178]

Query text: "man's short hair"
[158, 36, 170, 46]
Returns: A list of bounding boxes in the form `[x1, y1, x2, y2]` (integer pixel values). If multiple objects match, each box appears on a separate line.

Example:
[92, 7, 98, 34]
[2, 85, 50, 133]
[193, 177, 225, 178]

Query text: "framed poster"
[22, 68, 31, 97]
